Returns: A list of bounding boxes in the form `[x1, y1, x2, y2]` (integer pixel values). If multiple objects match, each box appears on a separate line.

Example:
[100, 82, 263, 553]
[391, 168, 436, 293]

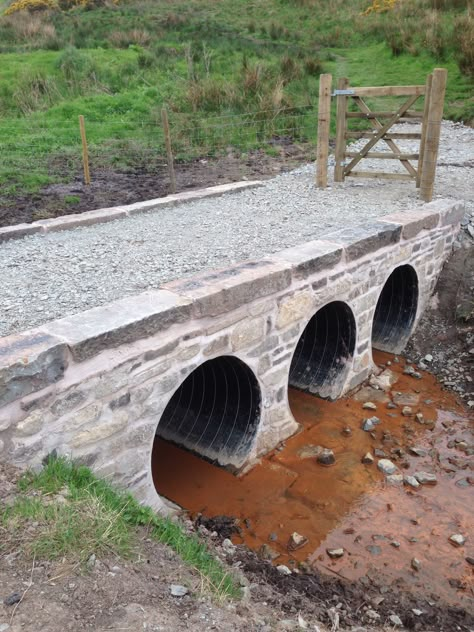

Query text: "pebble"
[414, 471, 438, 485]
[389, 614, 403, 627]
[449, 534, 466, 547]
[424, 354, 433, 363]
[222, 538, 236, 555]
[3, 593, 21, 606]
[415, 413, 424, 424]
[0, 625, 10, 632]
[316, 448, 336, 466]
[287, 532, 308, 551]
[170, 584, 189, 597]
[403, 475, 420, 489]
[361, 452, 374, 464]
[386, 474, 403, 486]
[409, 447, 427, 457]
[377, 459, 397, 475]
[361, 416, 381, 432]
[342, 427, 352, 436]
[391, 541, 401, 548]
[366, 545, 381, 555]
[402, 406, 413, 417]
[326, 548, 345, 558]
[276, 564, 292, 575]
[411, 558, 421, 571]
[362, 402, 377, 410]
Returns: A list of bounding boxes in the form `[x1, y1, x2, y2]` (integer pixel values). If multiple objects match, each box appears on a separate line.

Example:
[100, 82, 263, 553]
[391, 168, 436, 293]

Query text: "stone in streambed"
[326, 547, 344, 559]
[386, 474, 403, 486]
[362, 452, 374, 464]
[377, 459, 397, 475]
[414, 471, 438, 485]
[404, 475, 420, 489]
[287, 532, 308, 552]
[363, 402, 377, 410]
[362, 416, 381, 432]
[316, 448, 336, 466]
[402, 406, 413, 417]
[411, 558, 421, 571]
[369, 369, 397, 391]
[449, 534, 466, 547]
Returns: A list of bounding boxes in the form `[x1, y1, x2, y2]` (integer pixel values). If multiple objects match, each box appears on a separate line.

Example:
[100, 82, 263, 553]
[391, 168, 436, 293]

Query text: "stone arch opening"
[289, 301, 356, 399]
[151, 355, 261, 487]
[371, 265, 419, 353]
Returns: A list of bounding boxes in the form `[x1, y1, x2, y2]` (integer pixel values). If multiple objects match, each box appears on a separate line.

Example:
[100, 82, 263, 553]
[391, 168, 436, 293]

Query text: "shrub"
[4, 0, 57, 15]
[304, 56, 323, 76]
[13, 70, 60, 113]
[108, 29, 151, 48]
[455, 11, 474, 76]
[56, 45, 97, 84]
[280, 54, 301, 81]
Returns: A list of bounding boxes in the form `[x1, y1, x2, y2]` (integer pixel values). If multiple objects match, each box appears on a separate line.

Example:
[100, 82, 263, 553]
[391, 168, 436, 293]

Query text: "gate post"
[334, 77, 349, 182]
[316, 73, 332, 188]
[419, 68, 447, 202]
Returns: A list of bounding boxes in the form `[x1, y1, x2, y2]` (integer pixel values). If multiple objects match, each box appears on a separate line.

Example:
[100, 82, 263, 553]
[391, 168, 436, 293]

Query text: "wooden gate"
[315, 68, 447, 202]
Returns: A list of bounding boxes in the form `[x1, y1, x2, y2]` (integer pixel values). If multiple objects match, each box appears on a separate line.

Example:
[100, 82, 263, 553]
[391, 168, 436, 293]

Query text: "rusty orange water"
[152, 352, 474, 607]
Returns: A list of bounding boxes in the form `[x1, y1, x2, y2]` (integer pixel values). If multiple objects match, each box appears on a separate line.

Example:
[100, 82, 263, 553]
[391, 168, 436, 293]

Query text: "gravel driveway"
[1, 120, 473, 337]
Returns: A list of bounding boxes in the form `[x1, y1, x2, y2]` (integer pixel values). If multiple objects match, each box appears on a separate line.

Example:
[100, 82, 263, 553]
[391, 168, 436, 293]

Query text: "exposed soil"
[0, 142, 311, 227]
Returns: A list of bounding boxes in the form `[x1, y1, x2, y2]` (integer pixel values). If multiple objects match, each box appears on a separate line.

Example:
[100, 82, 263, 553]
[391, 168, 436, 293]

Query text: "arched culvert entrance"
[152, 356, 261, 479]
[289, 301, 356, 400]
[371, 265, 418, 354]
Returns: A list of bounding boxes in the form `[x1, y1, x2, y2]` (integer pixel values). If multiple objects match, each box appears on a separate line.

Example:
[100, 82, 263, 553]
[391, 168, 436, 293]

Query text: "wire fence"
[0, 105, 319, 200]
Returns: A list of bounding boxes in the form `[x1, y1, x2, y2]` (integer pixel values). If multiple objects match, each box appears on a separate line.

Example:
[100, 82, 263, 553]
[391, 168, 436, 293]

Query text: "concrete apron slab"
[0, 180, 264, 243]
[0, 199, 465, 514]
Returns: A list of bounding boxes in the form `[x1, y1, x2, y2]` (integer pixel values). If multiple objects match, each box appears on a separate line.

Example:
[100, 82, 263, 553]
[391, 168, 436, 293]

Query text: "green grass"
[1, 456, 240, 600]
[0, 0, 472, 198]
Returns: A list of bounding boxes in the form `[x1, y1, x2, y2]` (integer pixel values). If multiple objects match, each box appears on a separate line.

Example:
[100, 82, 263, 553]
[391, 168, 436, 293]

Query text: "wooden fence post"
[416, 72, 433, 188]
[419, 68, 447, 202]
[316, 73, 332, 188]
[161, 107, 176, 194]
[78, 115, 91, 185]
[334, 77, 349, 182]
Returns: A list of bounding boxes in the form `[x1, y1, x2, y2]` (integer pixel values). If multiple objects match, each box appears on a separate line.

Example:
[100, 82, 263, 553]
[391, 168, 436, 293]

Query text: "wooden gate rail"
[315, 68, 447, 203]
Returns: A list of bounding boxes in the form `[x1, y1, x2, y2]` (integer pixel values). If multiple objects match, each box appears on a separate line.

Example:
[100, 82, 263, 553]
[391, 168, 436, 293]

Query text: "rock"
[366, 545, 381, 555]
[403, 366, 422, 379]
[415, 413, 424, 424]
[0, 625, 10, 632]
[259, 543, 280, 561]
[361, 416, 381, 432]
[390, 541, 401, 548]
[377, 459, 397, 475]
[365, 609, 380, 621]
[374, 448, 386, 457]
[387, 401, 397, 409]
[170, 584, 188, 597]
[424, 354, 433, 363]
[369, 369, 397, 391]
[362, 452, 374, 464]
[3, 593, 21, 607]
[414, 471, 438, 485]
[276, 564, 292, 575]
[409, 447, 427, 457]
[404, 475, 420, 489]
[402, 406, 413, 417]
[389, 614, 403, 627]
[287, 532, 308, 551]
[411, 558, 421, 571]
[465, 557, 474, 566]
[342, 427, 352, 436]
[222, 538, 236, 555]
[86, 553, 96, 570]
[386, 474, 403, 486]
[363, 402, 377, 410]
[412, 609, 423, 616]
[449, 534, 466, 547]
[317, 448, 335, 466]
[326, 547, 344, 558]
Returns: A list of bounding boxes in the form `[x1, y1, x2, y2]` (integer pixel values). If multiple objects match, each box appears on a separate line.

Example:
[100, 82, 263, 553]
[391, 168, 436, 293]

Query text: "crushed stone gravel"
[1, 120, 473, 337]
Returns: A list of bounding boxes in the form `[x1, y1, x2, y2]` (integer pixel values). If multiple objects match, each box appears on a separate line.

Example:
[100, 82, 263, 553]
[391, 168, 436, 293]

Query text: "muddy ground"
[0, 142, 310, 227]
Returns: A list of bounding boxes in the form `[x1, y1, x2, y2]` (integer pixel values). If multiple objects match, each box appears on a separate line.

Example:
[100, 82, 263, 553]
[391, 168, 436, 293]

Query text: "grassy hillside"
[0, 0, 472, 200]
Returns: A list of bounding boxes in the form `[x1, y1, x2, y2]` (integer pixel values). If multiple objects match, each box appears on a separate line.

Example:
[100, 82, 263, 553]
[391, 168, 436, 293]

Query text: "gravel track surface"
[1, 120, 473, 337]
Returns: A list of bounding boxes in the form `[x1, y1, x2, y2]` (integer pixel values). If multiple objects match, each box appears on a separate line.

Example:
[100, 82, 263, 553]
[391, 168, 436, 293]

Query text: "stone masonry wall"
[0, 200, 464, 513]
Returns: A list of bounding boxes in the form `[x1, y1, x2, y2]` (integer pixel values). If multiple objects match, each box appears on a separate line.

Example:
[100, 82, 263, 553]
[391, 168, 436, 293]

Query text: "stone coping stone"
[323, 220, 402, 261]
[162, 258, 292, 318]
[379, 209, 440, 239]
[41, 290, 193, 362]
[272, 239, 344, 278]
[0, 180, 263, 243]
[422, 199, 465, 227]
[0, 330, 69, 407]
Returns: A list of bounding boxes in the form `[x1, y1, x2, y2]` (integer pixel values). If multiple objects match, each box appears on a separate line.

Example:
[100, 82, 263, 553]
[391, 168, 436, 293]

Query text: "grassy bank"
[1, 456, 240, 600]
[0, 0, 472, 198]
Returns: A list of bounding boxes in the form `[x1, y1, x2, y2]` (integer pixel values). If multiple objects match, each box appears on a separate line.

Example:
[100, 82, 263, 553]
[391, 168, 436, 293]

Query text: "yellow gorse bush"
[4, 0, 57, 15]
[363, 0, 399, 15]
[4, 0, 117, 14]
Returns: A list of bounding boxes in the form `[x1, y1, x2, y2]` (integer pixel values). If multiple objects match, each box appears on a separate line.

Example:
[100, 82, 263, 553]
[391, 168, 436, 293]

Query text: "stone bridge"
[0, 199, 464, 512]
